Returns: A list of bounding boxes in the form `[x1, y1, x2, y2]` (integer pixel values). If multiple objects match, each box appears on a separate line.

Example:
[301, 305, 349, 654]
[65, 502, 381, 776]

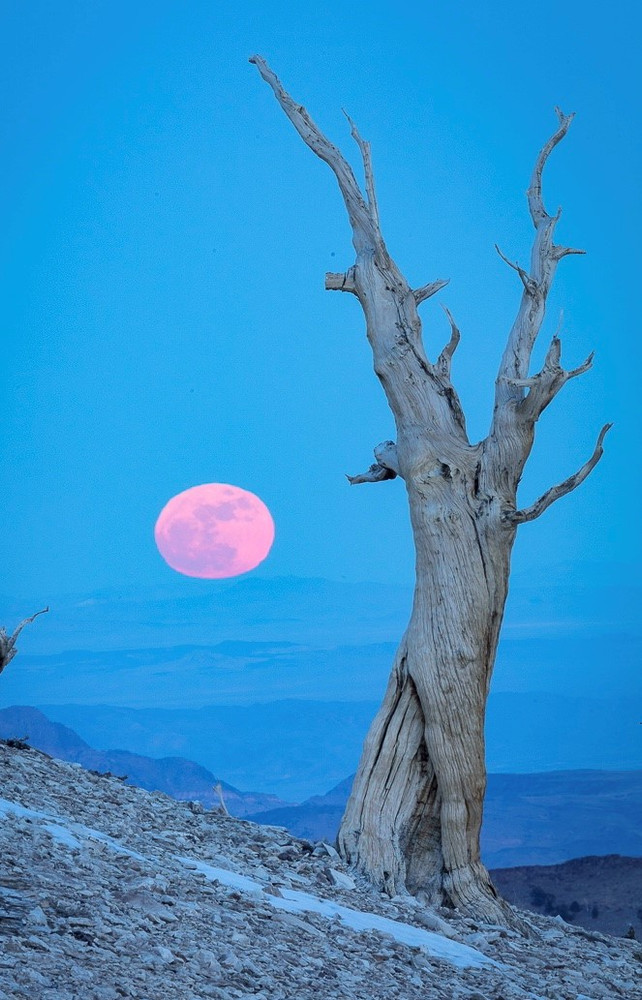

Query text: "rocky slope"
[1, 741, 641, 1000]
[251, 775, 642, 938]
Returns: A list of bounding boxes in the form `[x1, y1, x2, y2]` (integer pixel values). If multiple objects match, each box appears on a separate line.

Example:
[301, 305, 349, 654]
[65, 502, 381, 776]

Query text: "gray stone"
[314, 841, 340, 860]
[1, 742, 640, 1000]
[327, 867, 356, 890]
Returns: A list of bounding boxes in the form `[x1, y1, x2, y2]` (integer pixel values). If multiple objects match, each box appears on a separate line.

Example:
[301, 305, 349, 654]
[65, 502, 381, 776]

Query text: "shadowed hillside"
[491, 855, 642, 940]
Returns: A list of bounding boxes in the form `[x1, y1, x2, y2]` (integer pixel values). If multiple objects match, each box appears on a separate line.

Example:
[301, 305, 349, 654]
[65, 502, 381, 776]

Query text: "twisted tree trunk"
[251, 58, 609, 926]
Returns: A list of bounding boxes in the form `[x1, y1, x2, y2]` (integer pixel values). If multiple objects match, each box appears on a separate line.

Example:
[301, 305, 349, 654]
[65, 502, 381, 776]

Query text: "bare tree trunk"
[340, 477, 515, 922]
[251, 59, 609, 928]
[336, 258, 518, 921]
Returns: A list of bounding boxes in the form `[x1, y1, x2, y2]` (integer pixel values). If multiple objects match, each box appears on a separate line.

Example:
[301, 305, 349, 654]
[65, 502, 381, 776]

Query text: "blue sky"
[2, 0, 640, 602]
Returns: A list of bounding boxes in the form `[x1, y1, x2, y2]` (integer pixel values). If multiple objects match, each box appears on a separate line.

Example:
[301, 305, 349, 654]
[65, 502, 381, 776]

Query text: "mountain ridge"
[0, 706, 288, 817]
[30, 692, 642, 801]
[1, 704, 640, 874]
[247, 768, 642, 869]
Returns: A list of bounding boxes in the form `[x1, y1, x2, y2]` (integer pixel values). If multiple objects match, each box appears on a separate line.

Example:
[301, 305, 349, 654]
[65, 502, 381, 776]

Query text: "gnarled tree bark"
[251, 58, 610, 927]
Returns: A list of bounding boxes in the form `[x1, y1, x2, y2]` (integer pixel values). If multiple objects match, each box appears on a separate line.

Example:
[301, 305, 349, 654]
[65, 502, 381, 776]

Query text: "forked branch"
[492, 108, 581, 433]
[514, 321, 595, 419]
[505, 424, 612, 524]
[343, 110, 380, 230]
[494, 244, 537, 294]
[250, 55, 378, 249]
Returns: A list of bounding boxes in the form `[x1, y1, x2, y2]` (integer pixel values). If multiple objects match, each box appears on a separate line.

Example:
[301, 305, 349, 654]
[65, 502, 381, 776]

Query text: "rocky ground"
[1, 742, 641, 1000]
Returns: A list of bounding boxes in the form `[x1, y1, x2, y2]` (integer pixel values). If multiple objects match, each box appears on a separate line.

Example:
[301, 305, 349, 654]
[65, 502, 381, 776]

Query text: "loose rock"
[1, 743, 640, 1000]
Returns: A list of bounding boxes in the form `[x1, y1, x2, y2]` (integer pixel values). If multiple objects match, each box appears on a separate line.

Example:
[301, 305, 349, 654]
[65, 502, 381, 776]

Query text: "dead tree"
[0, 609, 49, 675]
[251, 56, 610, 926]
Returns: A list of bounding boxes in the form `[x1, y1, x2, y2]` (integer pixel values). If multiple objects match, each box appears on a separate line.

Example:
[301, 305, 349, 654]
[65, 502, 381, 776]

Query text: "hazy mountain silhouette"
[0, 706, 288, 817]
[33, 694, 641, 801]
[248, 769, 642, 868]
[1, 567, 638, 697]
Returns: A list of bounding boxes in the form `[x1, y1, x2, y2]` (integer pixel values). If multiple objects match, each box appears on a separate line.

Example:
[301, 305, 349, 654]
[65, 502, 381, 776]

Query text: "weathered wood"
[506, 423, 612, 525]
[251, 57, 609, 929]
[0, 608, 48, 675]
[325, 270, 356, 293]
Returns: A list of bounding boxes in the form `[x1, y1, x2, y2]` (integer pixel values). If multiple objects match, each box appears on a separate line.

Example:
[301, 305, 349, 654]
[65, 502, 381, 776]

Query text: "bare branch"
[347, 440, 399, 485]
[0, 607, 49, 674]
[566, 351, 594, 379]
[252, 57, 466, 436]
[11, 606, 49, 636]
[505, 424, 612, 524]
[343, 110, 380, 230]
[527, 107, 575, 225]
[413, 279, 449, 306]
[250, 55, 377, 248]
[491, 108, 580, 450]
[347, 464, 397, 485]
[325, 269, 357, 293]
[552, 245, 586, 261]
[437, 305, 461, 377]
[517, 328, 595, 420]
[494, 244, 537, 293]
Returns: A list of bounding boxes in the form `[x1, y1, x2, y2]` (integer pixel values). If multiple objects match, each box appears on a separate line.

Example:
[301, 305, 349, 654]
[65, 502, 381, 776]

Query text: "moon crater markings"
[154, 483, 275, 579]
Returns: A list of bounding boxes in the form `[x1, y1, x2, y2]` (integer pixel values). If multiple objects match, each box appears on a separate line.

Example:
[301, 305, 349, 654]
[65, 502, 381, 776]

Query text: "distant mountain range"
[1, 705, 640, 879]
[1, 572, 638, 799]
[0, 568, 638, 698]
[0, 576, 414, 653]
[28, 692, 642, 802]
[35, 699, 378, 801]
[2, 633, 640, 709]
[248, 770, 642, 870]
[2, 640, 397, 708]
[0, 706, 287, 817]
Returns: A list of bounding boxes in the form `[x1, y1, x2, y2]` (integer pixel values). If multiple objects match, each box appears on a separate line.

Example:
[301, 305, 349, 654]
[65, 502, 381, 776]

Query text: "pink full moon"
[154, 483, 275, 579]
